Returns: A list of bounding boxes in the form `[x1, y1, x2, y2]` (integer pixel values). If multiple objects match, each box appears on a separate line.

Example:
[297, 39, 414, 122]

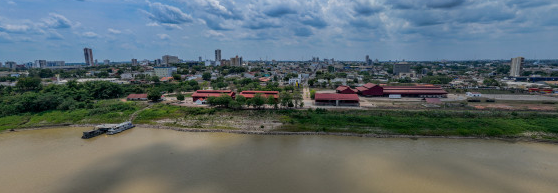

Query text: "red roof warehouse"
[382, 86, 448, 97]
[239, 91, 279, 101]
[126, 94, 148, 101]
[356, 83, 383, 96]
[336, 85, 357, 94]
[192, 90, 235, 102]
[339, 83, 448, 98]
[314, 93, 360, 106]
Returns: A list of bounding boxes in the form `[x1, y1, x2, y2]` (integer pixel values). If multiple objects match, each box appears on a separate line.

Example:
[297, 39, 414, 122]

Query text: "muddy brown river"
[1, 127, 557, 193]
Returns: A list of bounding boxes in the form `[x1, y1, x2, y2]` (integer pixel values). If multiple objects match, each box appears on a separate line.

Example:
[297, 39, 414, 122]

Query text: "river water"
[1, 127, 557, 193]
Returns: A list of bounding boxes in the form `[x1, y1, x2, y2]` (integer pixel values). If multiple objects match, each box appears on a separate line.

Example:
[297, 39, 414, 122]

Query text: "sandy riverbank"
[3, 123, 555, 145]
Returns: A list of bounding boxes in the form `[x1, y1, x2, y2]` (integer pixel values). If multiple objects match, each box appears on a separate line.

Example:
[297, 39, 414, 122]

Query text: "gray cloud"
[352, 1, 384, 16]
[146, 2, 193, 24]
[425, 0, 466, 9]
[0, 32, 13, 43]
[299, 14, 328, 29]
[505, 0, 552, 8]
[264, 4, 297, 17]
[243, 17, 280, 30]
[293, 27, 312, 37]
[388, 0, 466, 9]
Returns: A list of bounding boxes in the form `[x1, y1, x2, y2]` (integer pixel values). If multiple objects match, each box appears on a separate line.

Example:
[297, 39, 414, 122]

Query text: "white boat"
[106, 122, 135, 135]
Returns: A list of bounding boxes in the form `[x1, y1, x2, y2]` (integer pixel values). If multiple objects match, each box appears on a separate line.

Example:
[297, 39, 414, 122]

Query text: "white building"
[140, 59, 150, 66]
[104, 59, 110, 65]
[466, 92, 482, 97]
[34, 60, 46, 68]
[288, 74, 302, 85]
[154, 67, 177, 78]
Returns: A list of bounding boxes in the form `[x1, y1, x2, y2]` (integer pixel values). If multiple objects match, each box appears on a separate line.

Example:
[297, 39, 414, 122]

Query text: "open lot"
[481, 94, 558, 101]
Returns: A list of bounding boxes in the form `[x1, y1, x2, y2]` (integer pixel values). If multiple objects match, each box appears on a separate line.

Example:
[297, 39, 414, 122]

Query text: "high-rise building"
[0, 62, 2, 68]
[84, 48, 94, 66]
[46, 61, 65, 67]
[215, 49, 221, 61]
[393, 62, 411, 75]
[141, 59, 149, 66]
[162, 55, 179, 66]
[366, 55, 371, 65]
[5, 61, 17, 70]
[131, 58, 138, 66]
[510, 57, 524, 77]
[35, 60, 47, 68]
[104, 59, 110, 65]
[231, 55, 241, 66]
[199, 56, 202, 62]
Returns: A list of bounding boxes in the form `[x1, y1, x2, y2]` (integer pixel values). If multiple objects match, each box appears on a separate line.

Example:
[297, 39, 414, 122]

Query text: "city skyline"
[1, 0, 558, 63]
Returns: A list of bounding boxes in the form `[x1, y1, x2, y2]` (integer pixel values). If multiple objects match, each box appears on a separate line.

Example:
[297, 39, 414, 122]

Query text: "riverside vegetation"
[2, 100, 558, 140]
[1, 78, 558, 140]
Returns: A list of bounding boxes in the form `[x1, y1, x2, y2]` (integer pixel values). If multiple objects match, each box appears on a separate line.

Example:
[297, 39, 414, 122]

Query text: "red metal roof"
[240, 91, 279, 99]
[336, 85, 357, 93]
[192, 90, 234, 98]
[195, 90, 232, 93]
[383, 86, 442, 89]
[315, 93, 359, 101]
[363, 83, 377, 88]
[126, 94, 148, 99]
[356, 86, 368, 91]
[383, 89, 448, 95]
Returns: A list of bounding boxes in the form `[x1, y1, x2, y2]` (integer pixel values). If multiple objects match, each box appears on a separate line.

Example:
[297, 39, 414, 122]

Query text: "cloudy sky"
[1, 0, 557, 63]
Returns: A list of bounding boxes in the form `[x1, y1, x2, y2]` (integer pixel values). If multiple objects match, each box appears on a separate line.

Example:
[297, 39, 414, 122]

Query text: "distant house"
[258, 77, 271, 82]
[192, 90, 235, 102]
[243, 72, 256, 78]
[160, 77, 174, 82]
[194, 99, 206, 105]
[126, 94, 148, 101]
[336, 85, 357, 94]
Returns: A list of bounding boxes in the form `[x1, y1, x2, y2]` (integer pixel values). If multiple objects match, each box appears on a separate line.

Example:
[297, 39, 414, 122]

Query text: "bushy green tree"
[176, 93, 185, 101]
[251, 93, 266, 109]
[148, 89, 161, 102]
[16, 77, 42, 91]
[202, 72, 211, 81]
[267, 95, 277, 109]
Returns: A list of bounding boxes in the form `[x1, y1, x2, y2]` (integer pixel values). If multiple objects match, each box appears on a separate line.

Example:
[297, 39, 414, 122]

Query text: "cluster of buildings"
[191, 90, 279, 104]
[310, 83, 449, 107]
[336, 83, 448, 98]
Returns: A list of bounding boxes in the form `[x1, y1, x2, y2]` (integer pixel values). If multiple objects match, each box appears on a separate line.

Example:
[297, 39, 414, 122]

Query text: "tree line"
[206, 91, 304, 110]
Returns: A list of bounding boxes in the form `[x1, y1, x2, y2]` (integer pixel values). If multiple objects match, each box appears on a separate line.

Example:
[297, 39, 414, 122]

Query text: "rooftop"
[315, 93, 360, 101]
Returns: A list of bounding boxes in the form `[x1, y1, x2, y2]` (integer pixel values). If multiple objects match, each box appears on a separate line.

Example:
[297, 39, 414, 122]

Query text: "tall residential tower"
[215, 49, 221, 61]
[510, 57, 524, 77]
[84, 48, 94, 66]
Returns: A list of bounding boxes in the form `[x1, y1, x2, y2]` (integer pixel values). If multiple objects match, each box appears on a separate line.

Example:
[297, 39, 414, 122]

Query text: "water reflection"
[0, 127, 557, 193]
